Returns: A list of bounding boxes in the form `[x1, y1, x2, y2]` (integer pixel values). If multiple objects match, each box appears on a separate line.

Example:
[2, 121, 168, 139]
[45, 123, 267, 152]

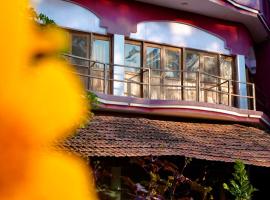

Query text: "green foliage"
[29, 7, 56, 25]
[78, 92, 99, 129]
[223, 160, 257, 200]
[38, 13, 56, 25]
[86, 91, 99, 109]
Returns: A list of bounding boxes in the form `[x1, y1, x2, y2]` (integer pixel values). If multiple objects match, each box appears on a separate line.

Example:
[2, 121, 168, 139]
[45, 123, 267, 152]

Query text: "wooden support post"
[228, 80, 232, 107]
[103, 64, 107, 94]
[148, 68, 151, 99]
[88, 61, 91, 91]
[196, 71, 201, 102]
[252, 83, 256, 110]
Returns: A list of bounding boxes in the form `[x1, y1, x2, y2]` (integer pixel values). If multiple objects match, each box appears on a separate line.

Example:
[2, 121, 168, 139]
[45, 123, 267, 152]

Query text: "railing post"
[103, 63, 107, 94]
[196, 71, 200, 102]
[127, 81, 131, 97]
[252, 83, 256, 110]
[148, 68, 151, 99]
[228, 80, 232, 107]
[88, 60, 91, 91]
[216, 77, 218, 104]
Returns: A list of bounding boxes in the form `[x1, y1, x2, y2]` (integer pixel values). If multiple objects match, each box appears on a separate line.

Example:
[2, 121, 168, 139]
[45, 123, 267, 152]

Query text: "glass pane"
[146, 47, 161, 99]
[125, 44, 141, 71]
[202, 55, 218, 83]
[165, 49, 180, 78]
[71, 35, 87, 65]
[91, 39, 110, 93]
[124, 43, 141, 97]
[146, 47, 161, 76]
[184, 52, 199, 101]
[220, 56, 233, 80]
[201, 55, 218, 104]
[185, 52, 199, 80]
[220, 56, 233, 106]
[92, 39, 110, 64]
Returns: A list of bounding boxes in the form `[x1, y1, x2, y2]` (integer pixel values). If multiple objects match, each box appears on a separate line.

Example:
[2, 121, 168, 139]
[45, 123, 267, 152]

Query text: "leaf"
[223, 183, 229, 190]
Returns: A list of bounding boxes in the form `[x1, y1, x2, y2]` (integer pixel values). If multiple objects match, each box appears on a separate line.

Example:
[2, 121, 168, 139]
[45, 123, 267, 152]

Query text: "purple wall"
[255, 39, 270, 116]
[230, 0, 260, 10]
[70, 0, 254, 56]
[261, 0, 270, 28]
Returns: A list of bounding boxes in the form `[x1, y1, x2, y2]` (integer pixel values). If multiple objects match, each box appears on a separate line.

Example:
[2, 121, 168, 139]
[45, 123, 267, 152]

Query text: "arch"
[34, 0, 107, 34]
[130, 21, 231, 55]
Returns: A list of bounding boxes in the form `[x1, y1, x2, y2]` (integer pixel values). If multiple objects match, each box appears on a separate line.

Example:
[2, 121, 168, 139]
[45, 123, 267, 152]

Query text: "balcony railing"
[63, 54, 256, 110]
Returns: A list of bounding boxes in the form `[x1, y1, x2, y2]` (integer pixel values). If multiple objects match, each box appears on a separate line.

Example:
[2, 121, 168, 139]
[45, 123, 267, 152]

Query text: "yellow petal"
[0, 59, 88, 144]
[6, 151, 98, 200]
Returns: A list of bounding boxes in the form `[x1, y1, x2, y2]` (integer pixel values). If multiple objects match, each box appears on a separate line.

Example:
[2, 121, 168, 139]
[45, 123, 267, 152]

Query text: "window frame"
[68, 30, 113, 93]
[124, 40, 143, 97]
[67, 29, 239, 106]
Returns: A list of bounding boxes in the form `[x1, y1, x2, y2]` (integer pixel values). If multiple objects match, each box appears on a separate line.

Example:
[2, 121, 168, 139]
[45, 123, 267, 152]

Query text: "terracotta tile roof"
[59, 114, 270, 167]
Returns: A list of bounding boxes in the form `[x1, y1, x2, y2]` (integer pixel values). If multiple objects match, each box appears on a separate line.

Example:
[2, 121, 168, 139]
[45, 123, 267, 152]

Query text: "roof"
[59, 114, 270, 167]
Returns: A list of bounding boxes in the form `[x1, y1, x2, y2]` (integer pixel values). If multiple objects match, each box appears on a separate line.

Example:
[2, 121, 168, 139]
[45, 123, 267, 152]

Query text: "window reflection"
[124, 44, 141, 72]
[124, 43, 141, 97]
[220, 56, 233, 80]
[165, 49, 180, 78]
[185, 52, 199, 80]
[71, 35, 87, 65]
[202, 55, 218, 83]
[220, 56, 233, 106]
[146, 47, 161, 76]
[92, 39, 110, 65]
[91, 38, 110, 93]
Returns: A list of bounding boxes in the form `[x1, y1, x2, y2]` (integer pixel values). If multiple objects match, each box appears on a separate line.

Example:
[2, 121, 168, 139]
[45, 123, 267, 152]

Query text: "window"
[144, 44, 182, 100]
[220, 56, 234, 106]
[124, 43, 141, 70]
[71, 33, 89, 65]
[92, 36, 110, 66]
[67, 32, 238, 107]
[184, 50, 232, 104]
[146, 46, 161, 76]
[164, 48, 181, 78]
[69, 31, 111, 93]
[124, 41, 142, 97]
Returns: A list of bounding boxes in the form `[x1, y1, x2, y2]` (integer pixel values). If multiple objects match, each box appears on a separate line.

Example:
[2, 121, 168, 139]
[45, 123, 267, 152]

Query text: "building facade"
[35, 0, 270, 199]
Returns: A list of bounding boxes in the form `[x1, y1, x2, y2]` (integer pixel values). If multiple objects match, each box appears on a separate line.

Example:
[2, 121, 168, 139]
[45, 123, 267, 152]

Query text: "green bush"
[223, 160, 257, 200]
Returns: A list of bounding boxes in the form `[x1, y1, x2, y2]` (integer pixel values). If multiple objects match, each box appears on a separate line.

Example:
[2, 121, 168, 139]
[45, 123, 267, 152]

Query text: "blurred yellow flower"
[0, 1, 97, 199]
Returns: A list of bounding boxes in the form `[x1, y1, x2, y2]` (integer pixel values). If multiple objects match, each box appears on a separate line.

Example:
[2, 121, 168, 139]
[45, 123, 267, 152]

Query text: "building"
[35, 0, 270, 199]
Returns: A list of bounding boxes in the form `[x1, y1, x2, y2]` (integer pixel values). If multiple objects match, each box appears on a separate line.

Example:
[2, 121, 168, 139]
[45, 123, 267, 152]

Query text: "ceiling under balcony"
[135, 0, 268, 42]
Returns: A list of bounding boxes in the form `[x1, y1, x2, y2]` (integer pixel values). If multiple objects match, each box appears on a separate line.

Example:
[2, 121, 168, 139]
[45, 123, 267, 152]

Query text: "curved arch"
[130, 21, 231, 55]
[34, 0, 107, 34]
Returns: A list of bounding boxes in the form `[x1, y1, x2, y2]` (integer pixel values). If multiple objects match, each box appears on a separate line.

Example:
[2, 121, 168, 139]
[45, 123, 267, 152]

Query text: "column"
[236, 55, 248, 109]
[113, 34, 125, 96]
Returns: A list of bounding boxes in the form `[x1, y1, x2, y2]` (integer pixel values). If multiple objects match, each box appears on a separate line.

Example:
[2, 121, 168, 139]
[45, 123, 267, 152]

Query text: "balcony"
[63, 53, 256, 111]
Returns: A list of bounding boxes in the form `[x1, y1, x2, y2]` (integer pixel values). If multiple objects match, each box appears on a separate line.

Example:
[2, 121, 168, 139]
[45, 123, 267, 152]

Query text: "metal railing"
[62, 53, 256, 110]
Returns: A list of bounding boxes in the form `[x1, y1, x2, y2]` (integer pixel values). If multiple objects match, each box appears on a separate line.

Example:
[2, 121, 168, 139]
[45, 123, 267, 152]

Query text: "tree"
[223, 160, 257, 200]
[92, 157, 213, 200]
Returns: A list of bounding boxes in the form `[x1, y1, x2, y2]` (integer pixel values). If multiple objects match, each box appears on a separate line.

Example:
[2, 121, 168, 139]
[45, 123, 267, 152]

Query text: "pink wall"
[68, 0, 270, 116]
[70, 0, 254, 56]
